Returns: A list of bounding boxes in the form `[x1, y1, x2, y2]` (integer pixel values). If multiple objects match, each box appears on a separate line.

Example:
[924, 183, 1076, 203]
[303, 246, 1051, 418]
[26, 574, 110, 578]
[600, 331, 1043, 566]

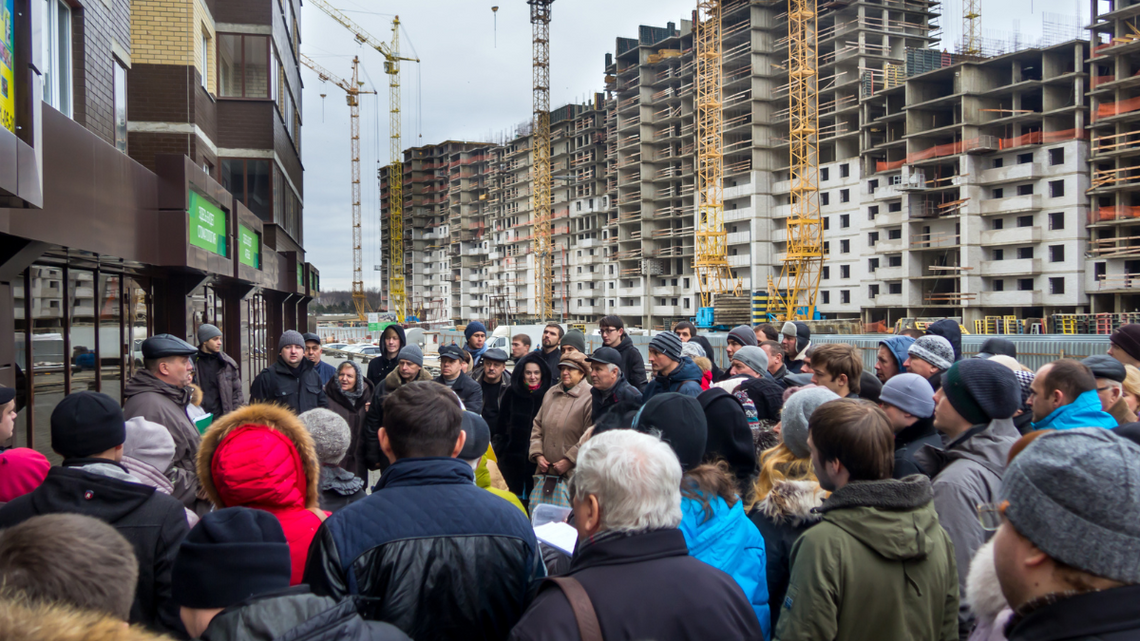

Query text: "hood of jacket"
[123, 417, 175, 474]
[1032, 388, 1119, 431]
[121, 456, 175, 495]
[926, 319, 962, 362]
[914, 417, 1019, 479]
[382, 364, 432, 391]
[320, 465, 365, 497]
[325, 370, 373, 411]
[0, 448, 50, 503]
[381, 324, 407, 357]
[966, 539, 1008, 624]
[817, 475, 939, 561]
[27, 465, 157, 524]
[123, 368, 192, 408]
[198, 404, 321, 511]
[755, 479, 825, 528]
[0, 597, 173, 641]
[658, 356, 704, 386]
[679, 493, 756, 558]
[509, 350, 553, 396]
[880, 336, 916, 373]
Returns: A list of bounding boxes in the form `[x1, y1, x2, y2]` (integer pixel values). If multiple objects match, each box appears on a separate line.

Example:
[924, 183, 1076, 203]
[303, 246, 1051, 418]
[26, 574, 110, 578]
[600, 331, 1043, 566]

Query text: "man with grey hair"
[586, 347, 642, 424]
[508, 430, 762, 641]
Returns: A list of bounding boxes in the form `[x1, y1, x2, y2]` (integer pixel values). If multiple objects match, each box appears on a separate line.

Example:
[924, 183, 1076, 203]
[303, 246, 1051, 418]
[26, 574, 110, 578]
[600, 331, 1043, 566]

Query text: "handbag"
[528, 473, 571, 510]
[545, 577, 602, 641]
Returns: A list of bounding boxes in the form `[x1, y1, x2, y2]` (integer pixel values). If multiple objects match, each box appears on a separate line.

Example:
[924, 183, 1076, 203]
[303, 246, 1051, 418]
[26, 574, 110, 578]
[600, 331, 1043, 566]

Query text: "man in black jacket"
[250, 330, 328, 414]
[586, 347, 642, 423]
[878, 373, 940, 479]
[437, 344, 483, 413]
[304, 382, 542, 641]
[366, 325, 406, 387]
[474, 348, 511, 430]
[509, 429, 762, 641]
[190, 323, 244, 418]
[0, 392, 189, 636]
[535, 323, 565, 376]
[599, 315, 648, 392]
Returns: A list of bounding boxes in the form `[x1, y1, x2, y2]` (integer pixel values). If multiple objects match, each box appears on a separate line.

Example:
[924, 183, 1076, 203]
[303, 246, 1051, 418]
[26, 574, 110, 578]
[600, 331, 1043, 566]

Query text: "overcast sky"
[300, 0, 1084, 292]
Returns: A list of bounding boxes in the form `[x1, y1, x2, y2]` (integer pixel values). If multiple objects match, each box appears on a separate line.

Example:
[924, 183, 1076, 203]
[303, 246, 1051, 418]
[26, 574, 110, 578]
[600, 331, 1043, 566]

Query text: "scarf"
[527, 381, 542, 391]
[340, 361, 366, 404]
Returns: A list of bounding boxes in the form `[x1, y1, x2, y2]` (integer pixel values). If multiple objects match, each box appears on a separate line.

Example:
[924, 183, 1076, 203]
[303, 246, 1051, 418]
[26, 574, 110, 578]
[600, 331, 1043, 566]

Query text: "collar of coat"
[816, 474, 933, 514]
[197, 403, 321, 511]
[383, 365, 432, 389]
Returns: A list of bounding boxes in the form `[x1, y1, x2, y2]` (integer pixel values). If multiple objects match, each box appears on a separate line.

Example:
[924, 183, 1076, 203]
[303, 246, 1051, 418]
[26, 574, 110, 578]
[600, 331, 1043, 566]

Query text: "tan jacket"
[529, 379, 593, 469]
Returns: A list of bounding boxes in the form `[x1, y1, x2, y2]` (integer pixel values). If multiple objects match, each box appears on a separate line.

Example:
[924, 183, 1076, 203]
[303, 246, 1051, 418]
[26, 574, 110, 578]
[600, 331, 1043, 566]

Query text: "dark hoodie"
[926, 319, 962, 362]
[495, 352, 553, 497]
[366, 325, 407, 387]
[612, 334, 649, 392]
[698, 388, 759, 489]
[642, 356, 704, 403]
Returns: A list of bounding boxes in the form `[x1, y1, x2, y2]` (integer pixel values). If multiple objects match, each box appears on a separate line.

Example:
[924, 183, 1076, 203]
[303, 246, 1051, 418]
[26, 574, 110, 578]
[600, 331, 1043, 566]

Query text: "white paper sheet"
[534, 521, 579, 555]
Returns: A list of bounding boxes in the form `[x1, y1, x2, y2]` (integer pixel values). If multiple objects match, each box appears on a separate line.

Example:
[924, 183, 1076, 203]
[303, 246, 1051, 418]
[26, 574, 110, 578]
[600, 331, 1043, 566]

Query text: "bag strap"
[545, 576, 602, 641]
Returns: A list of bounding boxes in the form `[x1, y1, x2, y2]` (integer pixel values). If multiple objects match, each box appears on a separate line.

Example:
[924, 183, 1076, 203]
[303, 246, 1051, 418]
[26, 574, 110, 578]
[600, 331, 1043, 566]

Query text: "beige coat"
[529, 379, 593, 470]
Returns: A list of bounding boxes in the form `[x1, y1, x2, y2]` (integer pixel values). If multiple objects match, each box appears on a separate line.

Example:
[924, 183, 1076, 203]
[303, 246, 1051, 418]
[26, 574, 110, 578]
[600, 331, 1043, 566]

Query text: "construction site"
[313, 0, 1140, 338]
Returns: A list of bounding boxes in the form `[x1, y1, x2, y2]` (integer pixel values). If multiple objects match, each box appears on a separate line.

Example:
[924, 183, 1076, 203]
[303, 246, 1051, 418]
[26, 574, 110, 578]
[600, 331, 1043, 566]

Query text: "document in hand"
[534, 521, 578, 555]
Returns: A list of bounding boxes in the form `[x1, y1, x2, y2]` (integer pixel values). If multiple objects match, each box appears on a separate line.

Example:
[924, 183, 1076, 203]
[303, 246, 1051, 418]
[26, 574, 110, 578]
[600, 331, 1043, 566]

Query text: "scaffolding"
[530, 0, 554, 321]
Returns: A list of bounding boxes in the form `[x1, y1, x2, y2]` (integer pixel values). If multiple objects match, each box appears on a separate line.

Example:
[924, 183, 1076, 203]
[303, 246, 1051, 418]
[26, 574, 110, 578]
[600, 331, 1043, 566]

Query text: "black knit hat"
[698, 388, 758, 484]
[172, 507, 292, 609]
[632, 392, 707, 470]
[1111, 324, 1140, 361]
[942, 359, 1019, 425]
[0, 386, 14, 406]
[50, 392, 126, 459]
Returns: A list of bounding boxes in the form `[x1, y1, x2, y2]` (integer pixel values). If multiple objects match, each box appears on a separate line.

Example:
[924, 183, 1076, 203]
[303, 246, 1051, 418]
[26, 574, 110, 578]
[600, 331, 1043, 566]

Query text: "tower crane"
[694, 0, 740, 327]
[963, 0, 981, 56]
[529, 0, 554, 322]
[309, 0, 419, 322]
[300, 54, 375, 322]
[767, 0, 824, 321]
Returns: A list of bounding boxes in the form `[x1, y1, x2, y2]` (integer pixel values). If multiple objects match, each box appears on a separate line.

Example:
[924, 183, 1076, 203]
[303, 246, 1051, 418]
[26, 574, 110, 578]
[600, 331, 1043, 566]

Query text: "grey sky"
[300, 0, 1083, 292]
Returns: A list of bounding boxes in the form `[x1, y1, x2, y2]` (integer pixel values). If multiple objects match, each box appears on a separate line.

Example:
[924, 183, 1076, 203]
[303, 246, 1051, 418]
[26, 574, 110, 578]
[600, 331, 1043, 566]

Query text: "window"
[201, 31, 210, 88]
[840, 290, 850, 304]
[993, 248, 1004, 260]
[993, 279, 1005, 291]
[1095, 262, 1107, 280]
[993, 158, 1004, 169]
[1018, 278, 1034, 290]
[222, 158, 272, 221]
[840, 189, 850, 204]
[823, 217, 830, 230]
[1018, 152, 1033, 164]
[1017, 184, 1034, 196]
[840, 163, 850, 178]
[992, 218, 1004, 230]
[1050, 277, 1065, 294]
[888, 282, 902, 295]
[821, 290, 830, 304]
[1049, 148, 1064, 165]
[683, 298, 690, 308]
[822, 266, 830, 280]
[821, 167, 830, 181]
[113, 59, 127, 153]
[840, 214, 849, 228]
[868, 179, 879, 193]
[887, 228, 901, 240]
[1050, 245, 1065, 262]
[821, 192, 830, 206]
[218, 34, 271, 98]
[869, 231, 879, 246]
[888, 201, 902, 213]
[869, 257, 879, 271]
[868, 205, 879, 219]
[888, 255, 902, 267]
[840, 239, 850, 253]
[1049, 180, 1065, 198]
[1017, 247, 1034, 259]
[1049, 212, 1064, 230]
[1017, 215, 1033, 227]
[992, 188, 1004, 199]
[840, 264, 850, 279]
[869, 284, 880, 298]
[41, 0, 72, 116]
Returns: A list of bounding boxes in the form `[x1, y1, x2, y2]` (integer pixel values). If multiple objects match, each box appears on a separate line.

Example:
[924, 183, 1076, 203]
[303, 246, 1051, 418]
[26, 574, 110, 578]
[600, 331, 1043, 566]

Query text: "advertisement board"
[0, 0, 15, 133]
[238, 224, 260, 268]
[188, 191, 228, 257]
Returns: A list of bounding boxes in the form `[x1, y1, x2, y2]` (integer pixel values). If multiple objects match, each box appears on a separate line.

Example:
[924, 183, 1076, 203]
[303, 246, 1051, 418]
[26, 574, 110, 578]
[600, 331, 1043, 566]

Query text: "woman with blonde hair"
[748, 385, 836, 630]
[1123, 364, 1140, 416]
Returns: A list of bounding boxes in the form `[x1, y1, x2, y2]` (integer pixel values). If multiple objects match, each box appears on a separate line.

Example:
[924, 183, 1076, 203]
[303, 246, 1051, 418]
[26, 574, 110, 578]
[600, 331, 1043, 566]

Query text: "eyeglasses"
[1097, 386, 1111, 393]
[600, 328, 618, 334]
[977, 501, 1008, 532]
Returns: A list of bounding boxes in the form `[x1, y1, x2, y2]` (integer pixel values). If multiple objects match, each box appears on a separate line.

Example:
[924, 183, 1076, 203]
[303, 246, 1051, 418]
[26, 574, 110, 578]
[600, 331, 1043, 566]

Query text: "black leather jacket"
[249, 357, 328, 414]
[200, 587, 410, 641]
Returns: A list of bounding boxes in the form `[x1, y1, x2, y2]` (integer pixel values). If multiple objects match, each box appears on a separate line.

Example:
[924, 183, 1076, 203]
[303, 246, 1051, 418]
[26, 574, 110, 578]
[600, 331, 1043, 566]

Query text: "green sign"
[238, 224, 260, 268]
[188, 192, 227, 257]
[298, 263, 304, 289]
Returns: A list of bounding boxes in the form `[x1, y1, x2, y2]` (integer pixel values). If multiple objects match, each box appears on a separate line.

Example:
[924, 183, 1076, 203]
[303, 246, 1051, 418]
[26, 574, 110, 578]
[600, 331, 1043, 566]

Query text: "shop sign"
[238, 224, 260, 268]
[0, 0, 15, 133]
[188, 192, 227, 257]
[367, 313, 381, 332]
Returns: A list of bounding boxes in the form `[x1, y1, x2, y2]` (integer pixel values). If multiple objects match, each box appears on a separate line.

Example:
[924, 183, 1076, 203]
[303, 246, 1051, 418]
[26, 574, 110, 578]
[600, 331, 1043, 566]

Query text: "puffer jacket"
[366, 325, 407, 387]
[1031, 388, 1118, 430]
[303, 457, 544, 641]
[495, 352, 552, 496]
[880, 336, 916, 376]
[199, 586, 410, 641]
[363, 366, 434, 470]
[613, 334, 649, 391]
[123, 368, 210, 516]
[199, 404, 327, 585]
[680, 490, 771, 639]
[643, 357, 704, 402]
[749, 480, 825, 633]
[914, 418, 1019, 637]
[324, 364, 374, 477]
[529, 378, 593, 471]
[190, 349, 245, 417]
[927, 319, 963, 362]
[774, 476, 959, 641]
[249, 356, 328, 415]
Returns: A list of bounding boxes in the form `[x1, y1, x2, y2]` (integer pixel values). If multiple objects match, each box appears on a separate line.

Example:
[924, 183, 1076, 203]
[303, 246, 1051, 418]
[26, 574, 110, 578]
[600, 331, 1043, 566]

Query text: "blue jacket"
[314, 359, 338, 387]
[1032, 389, 1117, 431]
[680, 493, 771, 640]
[880, 336, 915, 374]
[303, 457, 544, 640]
[642, 357, 704, 403]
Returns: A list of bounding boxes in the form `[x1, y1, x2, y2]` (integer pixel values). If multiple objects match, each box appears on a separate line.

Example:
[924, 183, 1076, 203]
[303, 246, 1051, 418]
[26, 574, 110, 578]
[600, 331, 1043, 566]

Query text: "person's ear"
[582, 494, 602, 536]
[451, 429, 467, 458]
[838, 373, 848, 389]
[827, 457, 844, 480]
[379, 428, 396, 463]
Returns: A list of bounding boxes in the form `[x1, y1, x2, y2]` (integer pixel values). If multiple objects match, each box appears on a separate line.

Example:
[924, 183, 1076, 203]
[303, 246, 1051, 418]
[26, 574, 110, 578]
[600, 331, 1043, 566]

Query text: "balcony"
[727, 231, 752, 244]
[874, 209, 907, 226]
[980, 194, 1042, 216]
[979, 290, 1042, 306]
[979, 258, 1042, 277]
[875, 238, 904, 253]
[980, 162, 1042, 185]
[979, 227, 1042, 246]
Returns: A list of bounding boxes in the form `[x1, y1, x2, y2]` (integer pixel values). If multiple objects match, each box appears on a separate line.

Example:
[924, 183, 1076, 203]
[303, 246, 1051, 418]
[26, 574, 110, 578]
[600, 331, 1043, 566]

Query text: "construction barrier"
[875, 129, 1085, 173]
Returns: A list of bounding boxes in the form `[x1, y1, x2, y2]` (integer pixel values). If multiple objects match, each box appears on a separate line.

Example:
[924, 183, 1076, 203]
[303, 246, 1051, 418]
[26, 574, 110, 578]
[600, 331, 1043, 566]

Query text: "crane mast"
[529, 0, 554, 322]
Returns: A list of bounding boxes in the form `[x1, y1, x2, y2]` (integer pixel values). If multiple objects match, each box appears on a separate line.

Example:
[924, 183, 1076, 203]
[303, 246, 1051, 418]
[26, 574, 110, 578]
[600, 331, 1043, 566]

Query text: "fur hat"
[298, 408, 351, 465]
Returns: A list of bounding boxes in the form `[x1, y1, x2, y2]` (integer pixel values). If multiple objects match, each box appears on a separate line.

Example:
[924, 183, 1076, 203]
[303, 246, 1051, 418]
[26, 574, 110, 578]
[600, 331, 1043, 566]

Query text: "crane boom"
[309, 0, 419, 323]
[530, 0, 554, 322]
[300, 54, 375, 322]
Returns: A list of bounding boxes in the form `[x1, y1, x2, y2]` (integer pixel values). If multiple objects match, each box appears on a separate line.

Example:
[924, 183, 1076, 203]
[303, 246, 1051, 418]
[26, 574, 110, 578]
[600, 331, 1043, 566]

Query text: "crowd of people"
[0, 315, 1139, 641]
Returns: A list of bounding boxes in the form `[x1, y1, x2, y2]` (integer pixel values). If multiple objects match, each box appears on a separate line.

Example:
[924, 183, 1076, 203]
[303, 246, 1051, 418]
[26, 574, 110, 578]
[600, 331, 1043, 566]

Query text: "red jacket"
[198, 404, 327, 584]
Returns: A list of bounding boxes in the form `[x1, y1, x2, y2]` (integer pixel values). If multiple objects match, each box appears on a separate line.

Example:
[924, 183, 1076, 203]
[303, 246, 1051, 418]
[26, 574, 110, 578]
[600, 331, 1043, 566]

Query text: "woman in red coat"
[197, 403, 327, 584]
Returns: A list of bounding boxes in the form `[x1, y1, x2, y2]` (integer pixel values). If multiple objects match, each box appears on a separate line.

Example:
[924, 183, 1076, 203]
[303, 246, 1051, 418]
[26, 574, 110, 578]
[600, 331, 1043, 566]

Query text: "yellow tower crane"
[300, 54, 375, 322]
[694, 0, 740, 327]
[963, 0, 982, 56]
[529, 0, 554, 322]
[767, 0, 824, 321]
[309, 0, 419, 322]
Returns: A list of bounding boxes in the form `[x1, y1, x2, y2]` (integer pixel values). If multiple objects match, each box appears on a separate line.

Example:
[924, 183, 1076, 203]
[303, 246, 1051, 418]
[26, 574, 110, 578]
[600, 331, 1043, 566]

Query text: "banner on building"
[0, 0, 15, 133]
[188, 191, 228, 257]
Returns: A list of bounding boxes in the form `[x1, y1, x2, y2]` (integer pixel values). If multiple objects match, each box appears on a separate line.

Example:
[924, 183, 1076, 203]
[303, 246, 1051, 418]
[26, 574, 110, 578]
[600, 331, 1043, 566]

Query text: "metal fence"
[812, 334, 1113, 372]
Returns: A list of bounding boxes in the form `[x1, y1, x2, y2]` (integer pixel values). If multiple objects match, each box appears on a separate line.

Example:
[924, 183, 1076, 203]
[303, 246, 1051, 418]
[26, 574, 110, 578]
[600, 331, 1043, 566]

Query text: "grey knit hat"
[879, 373, 935, 418]
[681, 341, 706, 359]
[908, 335, 954, 371]
[560, 329, 587, 353]
[781, 386, 839, 459]
[781, 321, 797, 338]
[197, 323, 222, 344]
[278, 330, 305, 351]
[297, 408, 351, 465]
[727, 325, 758, 347]
[732, 346, 769, 377]
[397, 344, 423, 368]
[649, 331, 683, 362]
[1001, 428, 1140, 584]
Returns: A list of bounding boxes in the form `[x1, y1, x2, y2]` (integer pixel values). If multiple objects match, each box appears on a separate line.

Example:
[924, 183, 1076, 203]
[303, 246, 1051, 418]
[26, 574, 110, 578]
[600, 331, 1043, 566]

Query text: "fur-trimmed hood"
[0, 597, 170, 641]
[966, 539, 1008, 624]
[755, 480, 825, 528]
[197, 403, 321, 511]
